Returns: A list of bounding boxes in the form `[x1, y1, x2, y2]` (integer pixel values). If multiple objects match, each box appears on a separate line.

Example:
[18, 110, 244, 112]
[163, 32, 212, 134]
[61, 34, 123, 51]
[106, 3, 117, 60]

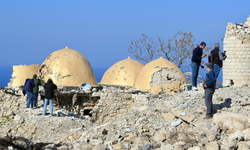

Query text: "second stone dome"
[100, 57, 144, 86]
[134, 57, 187, 90]
[38, 47, 97, 86]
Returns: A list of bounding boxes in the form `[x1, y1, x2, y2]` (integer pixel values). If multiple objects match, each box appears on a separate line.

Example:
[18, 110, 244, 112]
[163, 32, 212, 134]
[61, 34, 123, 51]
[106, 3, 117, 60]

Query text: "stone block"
[237, 142, 249, 150]
[150, 85, 164, 94]
[206, 141, 219, 150]
[228, 130, 244, 141]
[152, 131, 166, 143]
[93, 144, 106, 150]
[213, 112, 250, 134]
[187, 146, 201, 150]
[164, 113, 174, 121]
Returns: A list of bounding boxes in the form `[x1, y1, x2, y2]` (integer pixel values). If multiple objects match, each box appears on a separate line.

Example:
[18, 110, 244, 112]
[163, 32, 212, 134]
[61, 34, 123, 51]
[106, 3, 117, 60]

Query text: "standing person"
[32, 74, 41, 108]
[23, 78, 35, 108]
[203, 63, 216, 119]
[43, 79, 57, 116]
[208, 43, 227, 82]
[191, 42, 207, 91]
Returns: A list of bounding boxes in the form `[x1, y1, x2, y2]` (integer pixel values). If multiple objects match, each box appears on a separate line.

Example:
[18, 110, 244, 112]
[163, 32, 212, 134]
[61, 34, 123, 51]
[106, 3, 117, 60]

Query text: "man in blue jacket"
[203, 63, 216, 119]
[191, 42, 207, 90]
[23, 78, 35, 108]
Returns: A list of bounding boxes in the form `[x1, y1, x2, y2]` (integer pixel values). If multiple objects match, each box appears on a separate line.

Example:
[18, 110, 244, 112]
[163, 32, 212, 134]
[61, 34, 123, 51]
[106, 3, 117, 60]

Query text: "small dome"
[38, 47, 97, 86]
[134, 57, 187, 90]
[100, 57, 144, 86]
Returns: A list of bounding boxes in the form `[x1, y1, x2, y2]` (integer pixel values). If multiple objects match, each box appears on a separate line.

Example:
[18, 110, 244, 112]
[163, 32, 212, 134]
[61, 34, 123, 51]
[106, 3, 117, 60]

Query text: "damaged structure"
[8, 47, 100, 116]
[223, 15, 250, 87]
[101, 56, 187, 94]
[134, 57, 187, 94]
[38, 47, 97, 86]
[8, 65, 40, 87]
[7, 47, 188, 118]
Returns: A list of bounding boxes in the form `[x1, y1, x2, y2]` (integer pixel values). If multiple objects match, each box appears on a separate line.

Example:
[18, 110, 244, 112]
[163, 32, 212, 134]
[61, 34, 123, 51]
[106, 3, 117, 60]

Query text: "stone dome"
[134, 57, 187, 90]
[38, 47, 97, 86]
[100, 57, 144, 86]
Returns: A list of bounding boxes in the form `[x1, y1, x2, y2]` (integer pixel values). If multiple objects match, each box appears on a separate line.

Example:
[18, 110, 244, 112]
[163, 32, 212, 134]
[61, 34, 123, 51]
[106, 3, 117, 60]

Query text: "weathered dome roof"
[134, 57, 187, 90]
[39, 47, 97, 86]
[100, 57, 144, 86]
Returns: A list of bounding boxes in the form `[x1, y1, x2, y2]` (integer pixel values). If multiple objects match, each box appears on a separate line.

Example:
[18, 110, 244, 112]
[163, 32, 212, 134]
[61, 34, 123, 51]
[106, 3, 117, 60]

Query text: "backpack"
[208, 52, 214, 64]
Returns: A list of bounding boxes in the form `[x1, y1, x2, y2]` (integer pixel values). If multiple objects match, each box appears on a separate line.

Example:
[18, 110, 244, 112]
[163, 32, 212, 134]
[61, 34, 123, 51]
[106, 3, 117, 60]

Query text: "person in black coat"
[191, 42, 207, 91]
[43, 79, 57, 116]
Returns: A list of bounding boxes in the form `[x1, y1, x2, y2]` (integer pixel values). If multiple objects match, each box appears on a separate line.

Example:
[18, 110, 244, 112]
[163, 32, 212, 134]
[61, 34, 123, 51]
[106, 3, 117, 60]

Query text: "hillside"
[0, 85, 250, 150]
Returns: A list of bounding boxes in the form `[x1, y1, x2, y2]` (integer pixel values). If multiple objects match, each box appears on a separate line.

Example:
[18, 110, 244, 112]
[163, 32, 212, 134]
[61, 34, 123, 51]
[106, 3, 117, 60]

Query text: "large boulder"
[213, 112, 250, 133]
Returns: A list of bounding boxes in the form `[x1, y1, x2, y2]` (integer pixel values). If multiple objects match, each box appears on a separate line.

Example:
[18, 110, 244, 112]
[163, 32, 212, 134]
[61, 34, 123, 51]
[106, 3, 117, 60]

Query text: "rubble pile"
[0, 85, 250, 150]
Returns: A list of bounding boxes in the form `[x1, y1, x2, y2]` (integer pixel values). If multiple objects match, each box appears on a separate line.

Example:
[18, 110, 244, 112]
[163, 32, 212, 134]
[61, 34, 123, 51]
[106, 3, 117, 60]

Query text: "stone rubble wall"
[223, 15, 250, 87]
[150, 68, 185, 89]
[91, 85, 133, 123]
[9, 65, 40, 87]
[91, 85, 153, 124]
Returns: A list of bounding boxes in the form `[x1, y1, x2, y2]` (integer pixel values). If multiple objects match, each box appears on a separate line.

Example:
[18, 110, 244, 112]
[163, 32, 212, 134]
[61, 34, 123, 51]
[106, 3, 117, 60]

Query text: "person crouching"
[43, 79, 57, 116]
[203, 63, 216, 119]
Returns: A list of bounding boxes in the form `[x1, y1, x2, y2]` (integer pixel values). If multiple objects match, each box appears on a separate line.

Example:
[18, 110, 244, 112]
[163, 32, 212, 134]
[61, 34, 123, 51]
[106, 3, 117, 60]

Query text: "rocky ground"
[1, 85, 250, 150]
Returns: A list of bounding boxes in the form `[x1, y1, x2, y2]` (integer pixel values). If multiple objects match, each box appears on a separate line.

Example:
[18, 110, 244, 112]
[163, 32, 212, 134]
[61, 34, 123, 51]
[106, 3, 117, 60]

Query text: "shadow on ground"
[213, 98, 232, 114]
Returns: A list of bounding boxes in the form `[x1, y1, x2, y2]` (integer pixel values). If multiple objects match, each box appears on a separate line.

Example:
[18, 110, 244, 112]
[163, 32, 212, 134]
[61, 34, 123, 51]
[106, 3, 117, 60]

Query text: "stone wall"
[91, 85, 153, 124]
[223, 15, 250, 86]
[9, 65, 40, 87]
[91, 85, 133, 123]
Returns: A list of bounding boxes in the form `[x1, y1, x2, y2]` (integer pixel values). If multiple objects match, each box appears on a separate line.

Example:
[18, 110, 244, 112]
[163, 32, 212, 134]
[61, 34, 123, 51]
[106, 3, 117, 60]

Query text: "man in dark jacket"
[23, 78, 35, 108]
[32, 74, 41, 108]
[191, 42, 207, 90]
[208, 43, 227, 82]
[203, 63, 216, 119]
[43, 79, 57, 116]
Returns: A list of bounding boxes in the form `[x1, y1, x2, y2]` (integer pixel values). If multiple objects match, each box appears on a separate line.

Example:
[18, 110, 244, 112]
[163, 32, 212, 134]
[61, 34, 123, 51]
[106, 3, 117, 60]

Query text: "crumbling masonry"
[223, 15, 250, 86]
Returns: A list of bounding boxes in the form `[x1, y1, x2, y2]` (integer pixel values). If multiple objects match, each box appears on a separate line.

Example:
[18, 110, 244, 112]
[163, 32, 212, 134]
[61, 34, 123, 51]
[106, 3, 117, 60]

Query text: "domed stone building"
[38, 47, 97, 86]
[100, 57, 143, 86]
[134, 57, 187, 92]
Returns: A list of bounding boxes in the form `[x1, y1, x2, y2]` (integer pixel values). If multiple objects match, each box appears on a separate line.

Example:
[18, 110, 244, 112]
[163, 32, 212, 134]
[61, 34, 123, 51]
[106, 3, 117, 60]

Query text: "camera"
[222, 51, 226, 57]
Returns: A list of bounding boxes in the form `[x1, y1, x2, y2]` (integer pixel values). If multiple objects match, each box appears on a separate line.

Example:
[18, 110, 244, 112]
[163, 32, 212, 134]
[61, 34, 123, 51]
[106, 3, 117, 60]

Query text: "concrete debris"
[180, 112, 186, 116]
[170, 120, 182, 127]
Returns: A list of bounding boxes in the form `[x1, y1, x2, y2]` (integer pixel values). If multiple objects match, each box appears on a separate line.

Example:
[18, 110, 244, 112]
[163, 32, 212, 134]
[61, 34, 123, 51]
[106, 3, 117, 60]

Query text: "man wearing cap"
[191, 42, 207, 91]
[203, 62, 216, 119]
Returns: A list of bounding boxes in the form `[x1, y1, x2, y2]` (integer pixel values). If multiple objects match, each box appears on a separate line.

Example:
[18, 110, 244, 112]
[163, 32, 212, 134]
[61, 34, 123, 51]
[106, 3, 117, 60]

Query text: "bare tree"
[128, 34, 160, 63]
[128, 31, 211, 68]
[158, 30, 197, 68]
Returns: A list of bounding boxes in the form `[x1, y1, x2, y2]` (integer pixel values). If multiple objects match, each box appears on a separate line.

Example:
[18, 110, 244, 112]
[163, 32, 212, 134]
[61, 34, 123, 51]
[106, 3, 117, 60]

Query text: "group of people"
[191, 42, 227, 119]
[23, 75, 57, 116]
[22, 43, 225, 119]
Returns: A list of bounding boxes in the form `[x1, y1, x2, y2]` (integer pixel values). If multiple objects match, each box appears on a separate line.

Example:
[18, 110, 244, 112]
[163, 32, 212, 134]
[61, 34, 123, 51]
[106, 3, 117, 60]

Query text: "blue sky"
[0, 0, 249, 69]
